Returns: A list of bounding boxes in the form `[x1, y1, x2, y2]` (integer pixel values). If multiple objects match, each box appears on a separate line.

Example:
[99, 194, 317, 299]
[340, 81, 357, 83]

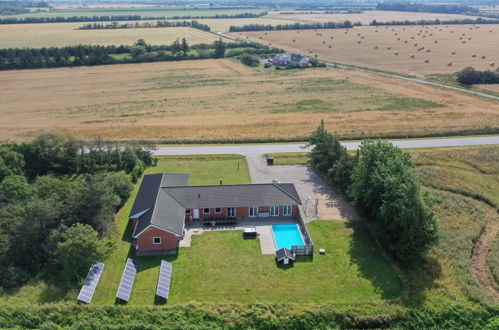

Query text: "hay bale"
[328, 45, 332, 48]
[434, 40, 438, 43]
[426, 49, 431, 53]
[361, 36, 364, 39]
[394, 52, 399, 56]
[410, 54, 415, 58]
[397, 37, 401, 40]
[387, 46, 391, 50]
[330, 36, 334, 39]
[451, 51, 456, 55]
[472, 53, 476, 58]
[404, 40, 408, 43]
[374, 45, 378, 49]
[481, 55, 486, 59]
[322, 41, 325, 44]
[358, 41, 361, 44]
[425, 59, 429, 63]
[447, 61, 452, 66]
[490, 62, 495, 67]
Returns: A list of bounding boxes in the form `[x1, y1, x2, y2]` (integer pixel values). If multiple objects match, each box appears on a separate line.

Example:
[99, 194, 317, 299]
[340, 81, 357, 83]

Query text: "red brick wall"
[136, 226, 178, 251]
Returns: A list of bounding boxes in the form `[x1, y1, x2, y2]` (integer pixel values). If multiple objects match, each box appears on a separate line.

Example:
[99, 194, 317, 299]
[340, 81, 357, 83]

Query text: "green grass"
[145, 221, 403, 304]
[488, 236, 499, 290]
[425, 74, 499, 98]
[265, 152, 309, 165]
[92, 154, 250, 305]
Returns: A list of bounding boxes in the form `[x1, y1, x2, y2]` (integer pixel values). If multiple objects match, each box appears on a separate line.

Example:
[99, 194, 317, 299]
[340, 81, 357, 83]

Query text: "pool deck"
[181, 217, 299, 254]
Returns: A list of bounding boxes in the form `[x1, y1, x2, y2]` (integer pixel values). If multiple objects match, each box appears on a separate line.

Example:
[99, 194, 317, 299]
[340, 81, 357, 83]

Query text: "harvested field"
[0, 59, 498, 142]
[0, 24, 222, 48]
[266, 10, 482, 25]
[476, 84, 499, 93]
[240, 24, 499, 75]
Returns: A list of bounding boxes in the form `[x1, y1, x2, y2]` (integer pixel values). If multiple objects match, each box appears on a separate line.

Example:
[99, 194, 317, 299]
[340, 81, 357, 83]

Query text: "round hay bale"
[322, 41, 325, 44]
[451, 30, 454, 33]
[361, 36, 364, 39]
[328, 45, 332, 48]
[292, 39, 296, 42]
[358, 41, 361, 44]
[426, 49, 431, 53]
[309, 50, 313, 54]
[447, 61, 452, 66]
[452, 51, 456, 55]
[468, 37, 472, 40]
[410, 54, 415, 58]
[434, 40, 438, 43]
[411, 36, 415, 39]
[462, 41, 466, 44]
[314, 54, 318, 58]
[425, 59, 429, 63]
[481, 55, 486, 59]
[414, 43, 418, 46]
[394, 52, 399, 56]
[387, 46, 391, 50]
[472, 53, 476, 58]
[259, 36, 262, 39]
[330, 36, 334, 39]
[374, 45, 378, 49]
[490, 30, 493, 33]
[404, 40, 408, 43]
[357, 33, 360, 36]
[490, 62, 495, 67]
[397, 37, 401, 40]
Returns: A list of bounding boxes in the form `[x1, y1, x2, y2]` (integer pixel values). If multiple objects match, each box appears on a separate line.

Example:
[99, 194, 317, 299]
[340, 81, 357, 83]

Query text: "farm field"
[1, 58, 498, 142]
[1, 7, 266, 19]
[477, 84, 499, 93]
[240, 24, 499, 75]
[266, 10, 483, 25]
[0, 24, 222, 48]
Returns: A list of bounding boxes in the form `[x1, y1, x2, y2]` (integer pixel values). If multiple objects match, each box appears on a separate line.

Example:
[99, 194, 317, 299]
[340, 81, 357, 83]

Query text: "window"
[249, 206, 258, 217]
[153, 237, 161, 245]
[203, 208, 210, 214]
[227, 207, 236, 217]
[185, 209, 191, 215]
[270, 205, 279, 216]
[283, 205, 292, 216]
[215, 208, 222, 214]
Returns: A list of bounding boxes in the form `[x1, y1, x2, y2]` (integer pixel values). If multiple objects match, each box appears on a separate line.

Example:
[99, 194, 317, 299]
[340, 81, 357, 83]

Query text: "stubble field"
[265, 10, 482, 25]
[0, 24, 223, 48]
[240, 24, 499, 76]
[1, 58, 498, 142]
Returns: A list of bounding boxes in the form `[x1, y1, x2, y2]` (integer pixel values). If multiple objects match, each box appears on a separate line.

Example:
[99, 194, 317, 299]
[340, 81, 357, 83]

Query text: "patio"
[181, 217, 301, 254]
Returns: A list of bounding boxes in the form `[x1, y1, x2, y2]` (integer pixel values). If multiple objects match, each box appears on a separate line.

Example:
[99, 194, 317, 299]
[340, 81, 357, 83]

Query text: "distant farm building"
[272, 53, 309, 67]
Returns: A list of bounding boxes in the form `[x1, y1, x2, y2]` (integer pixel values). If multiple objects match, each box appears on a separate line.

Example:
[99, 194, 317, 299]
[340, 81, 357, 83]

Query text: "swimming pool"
[272, 224, 304, 250]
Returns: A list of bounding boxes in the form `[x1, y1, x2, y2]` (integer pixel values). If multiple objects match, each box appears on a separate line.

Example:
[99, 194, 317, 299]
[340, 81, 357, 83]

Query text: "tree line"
[307, 121, 438, 264]
[370, 17, 499, 26]
[376, 3, 479, 15]
[77, 19, 211, 32]
[457, 66, 499, 85]
[0, 134, 156, 288]
[0, 39, 280, 70]
[0, 12, 266, 24]
[229, 20, 358, 32]
[0, 0, 49, 15]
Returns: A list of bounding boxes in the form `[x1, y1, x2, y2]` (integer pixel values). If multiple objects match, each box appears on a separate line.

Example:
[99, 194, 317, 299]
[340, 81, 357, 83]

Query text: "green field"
[3, 7, 266, 18]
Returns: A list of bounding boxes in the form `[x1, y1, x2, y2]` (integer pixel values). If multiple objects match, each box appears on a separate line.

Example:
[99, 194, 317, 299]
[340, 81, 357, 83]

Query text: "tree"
[181, 37, 189, 54]
[239, 53, 259, 67]
[457, 66, 481, 85]
[171, 38, 181, 55]
[54, 223, 108, 284]
[348, 141, 439, 263]
[213, 38, 226, 58]
[130, 45, 146, 58]
[0, 175, 34, 205]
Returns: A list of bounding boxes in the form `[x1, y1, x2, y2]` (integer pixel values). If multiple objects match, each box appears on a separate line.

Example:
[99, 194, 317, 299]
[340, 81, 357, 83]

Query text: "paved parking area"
[246, 154, 360, 221]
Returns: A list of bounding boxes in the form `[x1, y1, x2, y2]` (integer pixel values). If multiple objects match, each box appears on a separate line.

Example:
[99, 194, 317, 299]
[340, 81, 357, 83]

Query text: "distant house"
[272, 53, 309, 67]
[129, 173, 302, 255]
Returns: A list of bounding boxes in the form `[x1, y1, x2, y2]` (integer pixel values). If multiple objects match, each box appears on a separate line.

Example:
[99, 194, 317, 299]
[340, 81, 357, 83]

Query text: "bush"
[239, 54, 260, 67]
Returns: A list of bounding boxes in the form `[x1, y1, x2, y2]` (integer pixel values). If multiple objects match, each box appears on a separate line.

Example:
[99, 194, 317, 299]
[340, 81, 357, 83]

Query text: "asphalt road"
[154, 136, 499, 156]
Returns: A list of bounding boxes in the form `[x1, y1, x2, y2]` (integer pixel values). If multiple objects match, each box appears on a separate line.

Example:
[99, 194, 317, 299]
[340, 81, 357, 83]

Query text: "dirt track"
[471, 221, 499, 301]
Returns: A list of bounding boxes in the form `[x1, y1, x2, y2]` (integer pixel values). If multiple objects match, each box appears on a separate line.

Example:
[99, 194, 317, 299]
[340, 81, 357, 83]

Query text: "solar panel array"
[116, 258, 138, 302]
[156, 260, 173, 299]
[77, 262, 105, 304]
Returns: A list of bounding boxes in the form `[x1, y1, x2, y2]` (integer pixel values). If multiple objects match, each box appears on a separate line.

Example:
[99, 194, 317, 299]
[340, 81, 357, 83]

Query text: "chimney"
[220, 179, 223, 185]
[197, 193, 201, 199]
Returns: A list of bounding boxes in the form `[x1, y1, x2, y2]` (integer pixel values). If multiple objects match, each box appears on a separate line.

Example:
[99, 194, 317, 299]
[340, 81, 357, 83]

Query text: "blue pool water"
[272, 224, 304, 250]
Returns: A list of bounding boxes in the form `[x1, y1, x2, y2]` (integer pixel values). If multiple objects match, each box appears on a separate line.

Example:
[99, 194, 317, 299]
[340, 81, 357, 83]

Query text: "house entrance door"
[193, 209, 200, 220]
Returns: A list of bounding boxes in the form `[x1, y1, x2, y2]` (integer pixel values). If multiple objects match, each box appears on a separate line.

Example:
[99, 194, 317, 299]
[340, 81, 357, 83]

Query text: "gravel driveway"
[246, 154, 360, 222]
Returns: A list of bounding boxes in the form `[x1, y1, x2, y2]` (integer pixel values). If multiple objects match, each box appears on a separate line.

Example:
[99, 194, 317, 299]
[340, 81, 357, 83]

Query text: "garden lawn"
[159, 221, 402, 304]
[92, 154, 250, 305]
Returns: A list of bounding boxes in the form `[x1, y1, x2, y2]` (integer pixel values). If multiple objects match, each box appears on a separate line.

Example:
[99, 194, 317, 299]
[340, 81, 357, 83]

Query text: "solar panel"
[77, 262, 105, 304]
[156, 260, 173, 299]
[116, 258, 138, 302]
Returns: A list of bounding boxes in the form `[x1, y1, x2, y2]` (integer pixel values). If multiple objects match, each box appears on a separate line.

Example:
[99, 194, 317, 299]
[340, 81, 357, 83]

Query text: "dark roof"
[130, 173, 190, 237]
[164, 183, 301, 209]
[130, 173, 302, 238]
[276, 248, 295, 261]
